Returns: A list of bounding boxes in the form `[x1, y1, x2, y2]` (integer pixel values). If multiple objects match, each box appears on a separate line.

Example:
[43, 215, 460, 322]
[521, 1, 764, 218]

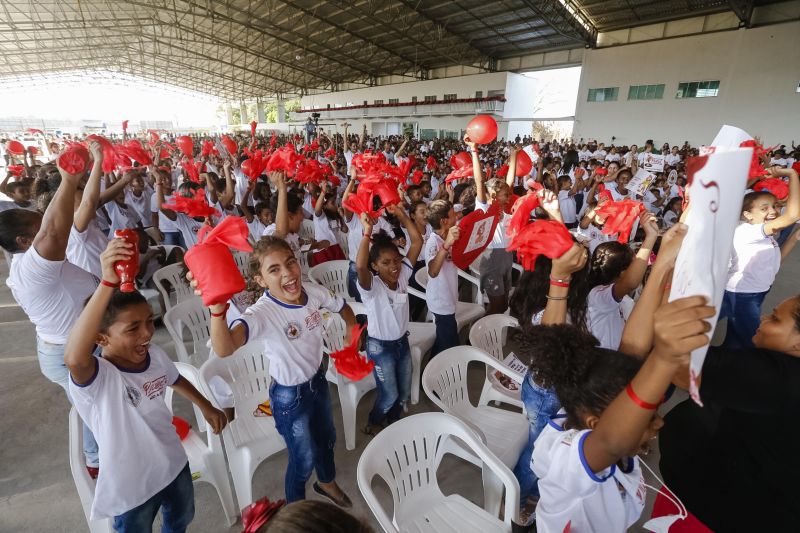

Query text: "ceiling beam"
[727, 0, 754, 27]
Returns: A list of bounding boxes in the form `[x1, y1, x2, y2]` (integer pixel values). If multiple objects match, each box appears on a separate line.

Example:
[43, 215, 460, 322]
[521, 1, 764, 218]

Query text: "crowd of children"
[1, 125, 799, 532]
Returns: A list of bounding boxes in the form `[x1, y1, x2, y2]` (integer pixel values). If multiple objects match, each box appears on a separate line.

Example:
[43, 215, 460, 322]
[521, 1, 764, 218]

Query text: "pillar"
[239, 101, 248, 125]
[256, 97, 266, 123]
[277, 96, 286, 123]
[225, 103, 234, 126]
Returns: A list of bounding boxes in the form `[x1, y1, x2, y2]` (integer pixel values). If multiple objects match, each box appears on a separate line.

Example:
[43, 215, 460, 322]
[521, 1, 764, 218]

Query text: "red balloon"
[7, 140, 25, 155]
[515, 150, 533, 176]
[176, 135, 194, 157]
[466, 115, 498, 144]
[450, 151, 471, 169]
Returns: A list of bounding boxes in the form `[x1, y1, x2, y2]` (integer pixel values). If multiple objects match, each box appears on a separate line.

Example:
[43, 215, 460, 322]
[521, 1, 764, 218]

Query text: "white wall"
[573, 21, 800, 146]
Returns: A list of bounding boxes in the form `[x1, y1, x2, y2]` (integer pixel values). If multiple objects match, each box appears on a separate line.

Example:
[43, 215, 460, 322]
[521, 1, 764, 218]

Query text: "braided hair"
[589, 241, 634, 288]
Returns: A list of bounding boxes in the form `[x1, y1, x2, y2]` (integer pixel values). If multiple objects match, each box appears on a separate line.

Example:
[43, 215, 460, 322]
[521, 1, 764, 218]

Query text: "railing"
[299, 97, 505, 119]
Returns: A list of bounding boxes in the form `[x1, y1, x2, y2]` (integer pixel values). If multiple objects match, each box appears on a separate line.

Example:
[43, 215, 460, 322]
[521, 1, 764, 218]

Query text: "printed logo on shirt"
[143, 375, 168, 399]
[285, 321, 302, 340]
[125, 385, 142, 407]
[305, 310, 321, 331]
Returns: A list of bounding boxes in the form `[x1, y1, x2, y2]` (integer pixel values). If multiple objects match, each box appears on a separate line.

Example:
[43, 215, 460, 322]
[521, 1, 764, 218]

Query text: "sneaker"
[312, 482, 352, 509]
[519, 496, 538, 527]
[86, 466, 99, 480]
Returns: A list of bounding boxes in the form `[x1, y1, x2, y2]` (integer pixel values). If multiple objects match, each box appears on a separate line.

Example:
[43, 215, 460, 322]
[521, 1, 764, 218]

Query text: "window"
[363, 100, 368, 106]
[424, 95, 437, 102]
[411, 96, 418, 103]
[444, 93, 457, 101]
[388, 98, 399, 104]
[628, 84, 665, 100]
[373, 100, 384, 105]
[676, 80, 720, 98]
[487, 90, 505, 97]
[475, 91, 483, 98]
[587, 87, 619, 102]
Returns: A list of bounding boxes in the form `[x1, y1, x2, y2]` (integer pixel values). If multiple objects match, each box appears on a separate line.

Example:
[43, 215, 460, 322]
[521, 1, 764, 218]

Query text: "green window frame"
[588, 87, 619, 102]
[676, 80, 720, 98]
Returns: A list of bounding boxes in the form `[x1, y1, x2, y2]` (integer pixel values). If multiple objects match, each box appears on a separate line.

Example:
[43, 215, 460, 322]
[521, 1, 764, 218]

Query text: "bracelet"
[362, 232, 371, 238]
[210, 303, 230, 318]
[545, 295, 567, 301]
[625, 383, 660, 410]
[549, 279, 570, 288]
[100, 279, 119, 288]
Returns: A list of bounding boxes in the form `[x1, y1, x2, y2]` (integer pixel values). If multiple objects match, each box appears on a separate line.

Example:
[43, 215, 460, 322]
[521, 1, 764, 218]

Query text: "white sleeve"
[21, 247, 67, 287]
[475, 199, 490, 213]
[306, 283, 345, 313]
[538, 429, 620, 499]
[589, 285, 621, 313]
[424, 235, 440, 264]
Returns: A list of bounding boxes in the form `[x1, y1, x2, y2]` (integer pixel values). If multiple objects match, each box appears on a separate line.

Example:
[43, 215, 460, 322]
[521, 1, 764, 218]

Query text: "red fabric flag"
[181, 158, 203, 184]
[507, 219, 573, 271]
[242, 497, 286, 533]
[594, 199, 645, 243]
[6, 165, 24, 177]
[753, 177, 789, 200]
[323, 147, 336, 160]
[117, 140, 153, 166]
[6, 140, 25, 155]
[507, 192, 541, 242]
[86, 134, 119, 174]
[26, 128, 44, 136]
[221, 135, 238, 156]
[329, 324, 373, 381]
[426, 156, 437, 171]
[739, 139, 771, 182]
[121, 120, 128, 134]
[265, 145, 302, 177]
[162, 189, 220, 219]
[58, 143, 90, 174]
[250, 121, 257, 137]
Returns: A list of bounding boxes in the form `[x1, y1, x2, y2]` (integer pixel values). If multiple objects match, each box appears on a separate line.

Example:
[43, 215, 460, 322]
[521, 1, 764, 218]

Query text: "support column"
[276, 96, 286, 123]
[239, 101, 248, 125]
[256, 97, 266, 123]
[225, 103, 234, 125]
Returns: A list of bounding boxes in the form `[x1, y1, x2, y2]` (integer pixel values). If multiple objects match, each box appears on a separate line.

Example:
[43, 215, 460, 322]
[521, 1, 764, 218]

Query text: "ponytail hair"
[367, 231, 399, 271]
[589, 241, 634, 287]
[518, 324, 642, 428]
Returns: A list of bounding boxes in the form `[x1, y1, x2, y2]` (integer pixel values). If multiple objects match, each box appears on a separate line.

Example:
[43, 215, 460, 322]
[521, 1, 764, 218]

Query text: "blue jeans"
[366, 335, 412, 426]
[432, 313, 459, 356]
[719, 290, 767, 349]
[513, 371, 561, 503]
[113, 462, 194, 533]
[269, 365, 337, 502]
[37, 337, 99, 467]
[162, 231, 186, 249]
[347, 261, 362, 303]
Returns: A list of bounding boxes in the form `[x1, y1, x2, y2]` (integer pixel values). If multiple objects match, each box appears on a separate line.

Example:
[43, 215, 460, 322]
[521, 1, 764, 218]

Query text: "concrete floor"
[1, 249, 798, 533]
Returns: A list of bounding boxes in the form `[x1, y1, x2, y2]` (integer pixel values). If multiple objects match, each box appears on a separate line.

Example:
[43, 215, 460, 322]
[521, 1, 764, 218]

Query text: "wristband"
[545, 295, 567, 301]
[625, 383, 660, 410]
[210, 303, 230, 318]
[100, 279, 120, 288]
[549, 279, 570, 288]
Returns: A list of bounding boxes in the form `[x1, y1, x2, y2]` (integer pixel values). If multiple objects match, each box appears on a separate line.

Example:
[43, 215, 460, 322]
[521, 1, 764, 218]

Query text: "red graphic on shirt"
[305, 310, 321, 331]
[563, 521, 571, 533]
[143, 375, 168, 399]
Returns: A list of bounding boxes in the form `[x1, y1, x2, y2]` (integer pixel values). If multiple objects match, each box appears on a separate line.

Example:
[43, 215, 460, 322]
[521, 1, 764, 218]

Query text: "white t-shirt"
[662, 210, 678, 229]
[173, 213, 204, 250]
[233, 168, 251, 206]
[358, 261, 413, 341]
[475, 199, 509, 249]
[313, 212, 340, 245]
[263, 224, 302, 262]
[152, 193, 179, 233]
[665, 153, 681, 167]
[726, 223, 781, 293]
[587, 284, 625, 350]
[605, 153, 620, 163]
[246, 217, 267, 242]
[424, 232, 458, 315]
[105, 201, 142, 236]
[235, 283, 345, 385]
[69, 346, 186, 519]
[7, 247, 98, 344]
[575, 225, 612, 255]
[533, 415, 645, 533]
[0, 201, 37, 212]
[125, 189, 152, 227]
[344, 150, 354, 171]
[558, 190, 577, 224]
[67, 221, 109, 279]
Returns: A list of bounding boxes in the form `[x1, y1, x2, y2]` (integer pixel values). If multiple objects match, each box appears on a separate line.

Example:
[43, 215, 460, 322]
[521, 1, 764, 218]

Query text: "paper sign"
[628, 168, 657, 198]
[668, 144, 752, 404]
[450, 202, 500, 269]
[489, 352, 527, 392]
[642, 153, 665, 172]
[464, 217, 494, 254]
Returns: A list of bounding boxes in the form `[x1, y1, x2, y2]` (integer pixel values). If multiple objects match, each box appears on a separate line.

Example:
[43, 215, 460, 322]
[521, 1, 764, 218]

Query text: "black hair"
[261, 500, 373, 533]
[518, 324, 642, 428]
[557, 175, 571, 188]
[270, 190, 303, 215]
[90, 290, 149, 333]
[255, 202, 272, 217]
[368, 231, 400, 271]
[0, 208, 42, 252]
[509, 251, 591, 333]
[742, 191, 775, 213]
[589, 241, 634, 287]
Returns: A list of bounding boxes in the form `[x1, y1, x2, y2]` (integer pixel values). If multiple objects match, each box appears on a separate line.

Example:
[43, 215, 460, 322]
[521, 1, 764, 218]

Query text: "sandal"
[313, 482, 353, 509]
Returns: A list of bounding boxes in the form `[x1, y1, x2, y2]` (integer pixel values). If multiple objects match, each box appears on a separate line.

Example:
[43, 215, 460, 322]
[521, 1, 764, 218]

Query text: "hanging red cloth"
[58, 143, 90, 174]
[594, 199, 645, 243]
[507, 219, 573, 271]
[162, 189, 220, 219]
[329, 324, 373, 381]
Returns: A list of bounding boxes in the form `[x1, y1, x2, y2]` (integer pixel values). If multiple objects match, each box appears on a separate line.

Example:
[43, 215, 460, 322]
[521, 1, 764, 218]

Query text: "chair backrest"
[153, 263, 194, 311]
[164, 296, 211, 367]
[335, 228, 349, 255]
[199, 342, 272, 420]
[299, 219, 315, 241]
[309, 260, 351, 301]
[165, 362, 211, 431]
[232, 250, 252, 280]
[68, 408, 95, 518]
[468, 314, 520, 360]
[414, 266, 428, 290]
[357, 412, 519, 531]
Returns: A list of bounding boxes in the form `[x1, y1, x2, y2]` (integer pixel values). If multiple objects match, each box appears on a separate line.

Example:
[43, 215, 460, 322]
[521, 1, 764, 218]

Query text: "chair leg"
[229, 453, 255, 511]
[482, 466, 504, 518]
[410, 346, 421, 405]
[340, 386, 359, 451]
[207, 453, 240, 525]
[477, 379, 493, 407]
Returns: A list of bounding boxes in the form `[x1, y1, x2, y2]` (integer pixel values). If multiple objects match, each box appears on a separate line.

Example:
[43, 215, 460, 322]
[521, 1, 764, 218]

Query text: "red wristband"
[549, 279, 570, 288]
[625, 383, 660, 410]
[210, 303, 230, 318]
[100, 279, 120, 288]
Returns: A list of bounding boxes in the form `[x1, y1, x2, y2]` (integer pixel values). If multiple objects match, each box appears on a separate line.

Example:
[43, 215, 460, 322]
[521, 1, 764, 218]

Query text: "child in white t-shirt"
[65, 238, 226, 528]
[356, 205, 422, 434]
[241, 179, 273, 243]
[721, 166, 800, 348]
[199, 236, 356, 506]
[522, 294, 712, 533]
[312, 181, 346, 264]
[424, 199, 461, 356]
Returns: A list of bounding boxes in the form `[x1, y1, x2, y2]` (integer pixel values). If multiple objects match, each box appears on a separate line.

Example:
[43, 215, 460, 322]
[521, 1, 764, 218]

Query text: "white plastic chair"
[68, 409, 113, 533]
[357, 412, 519, 533]
[309, 259, 352, 301]
[469, 314, 523, 408]
[199, 342, 287, 509]
[299, 219, 315, 241]
[153, 263, 194, 312]
[164, 297, 211, 367]
[232, 250, 251, 280]
[320, 302, 376, 451]
[421, 346, 528, 517]
[407, 321, 436, 405]
[335, 227, 349, 254]
[414, 267, 485, 331]
[165, 363, 238, 525]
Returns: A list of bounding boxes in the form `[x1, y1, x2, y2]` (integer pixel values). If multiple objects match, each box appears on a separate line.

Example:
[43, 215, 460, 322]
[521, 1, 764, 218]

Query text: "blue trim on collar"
[264, 289, 308, 309]
[229, 318, 250, 344]
[71, 358, 100, 388]
[578, 431, 616, 482]
[619, 456, 635, 474]
[547, 413, 567, 431]
[111, 353, 151, 373]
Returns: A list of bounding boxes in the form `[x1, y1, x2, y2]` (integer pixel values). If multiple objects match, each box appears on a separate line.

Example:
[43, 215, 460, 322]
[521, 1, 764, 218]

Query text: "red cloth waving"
[753, 177, 789, 200]
[329, 324, 373, 381]
[242, 497, 286, 533]
[58, 144, 90, 174]
[86, 134, 119, 174]
[507, 192, 541, 241]
[221, 135, 238, 156]
[162, 189, 220, 219]
[184, 217, 253, 307]
[507, 219, 573, 271]
[594, 199, 645, 243]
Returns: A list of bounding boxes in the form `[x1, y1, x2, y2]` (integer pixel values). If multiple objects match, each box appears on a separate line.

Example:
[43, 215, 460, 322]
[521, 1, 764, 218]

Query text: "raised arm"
[64, 239, 134, 384]
[427, 226, 459, 279]
[467, 135, 487, 204]
[73, 141, 105, 232]
[220, 159, 235, 207]
[270, 171, 289, 238]
[33, 161, 83, 261]
[392, 204, 422, 264]
[355, 213, 374, 290]
[314, 182, 329, 216]
[612, 211, 658, 300]
[359, 124, 367, 150]
[542, 244, 588, 325]
[764, 167, 800, 235]
[240, 179, 256, 222]
[155, 174, 178, 221]
[506, 146, 519, 188]
[98, 170, 133, 206]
